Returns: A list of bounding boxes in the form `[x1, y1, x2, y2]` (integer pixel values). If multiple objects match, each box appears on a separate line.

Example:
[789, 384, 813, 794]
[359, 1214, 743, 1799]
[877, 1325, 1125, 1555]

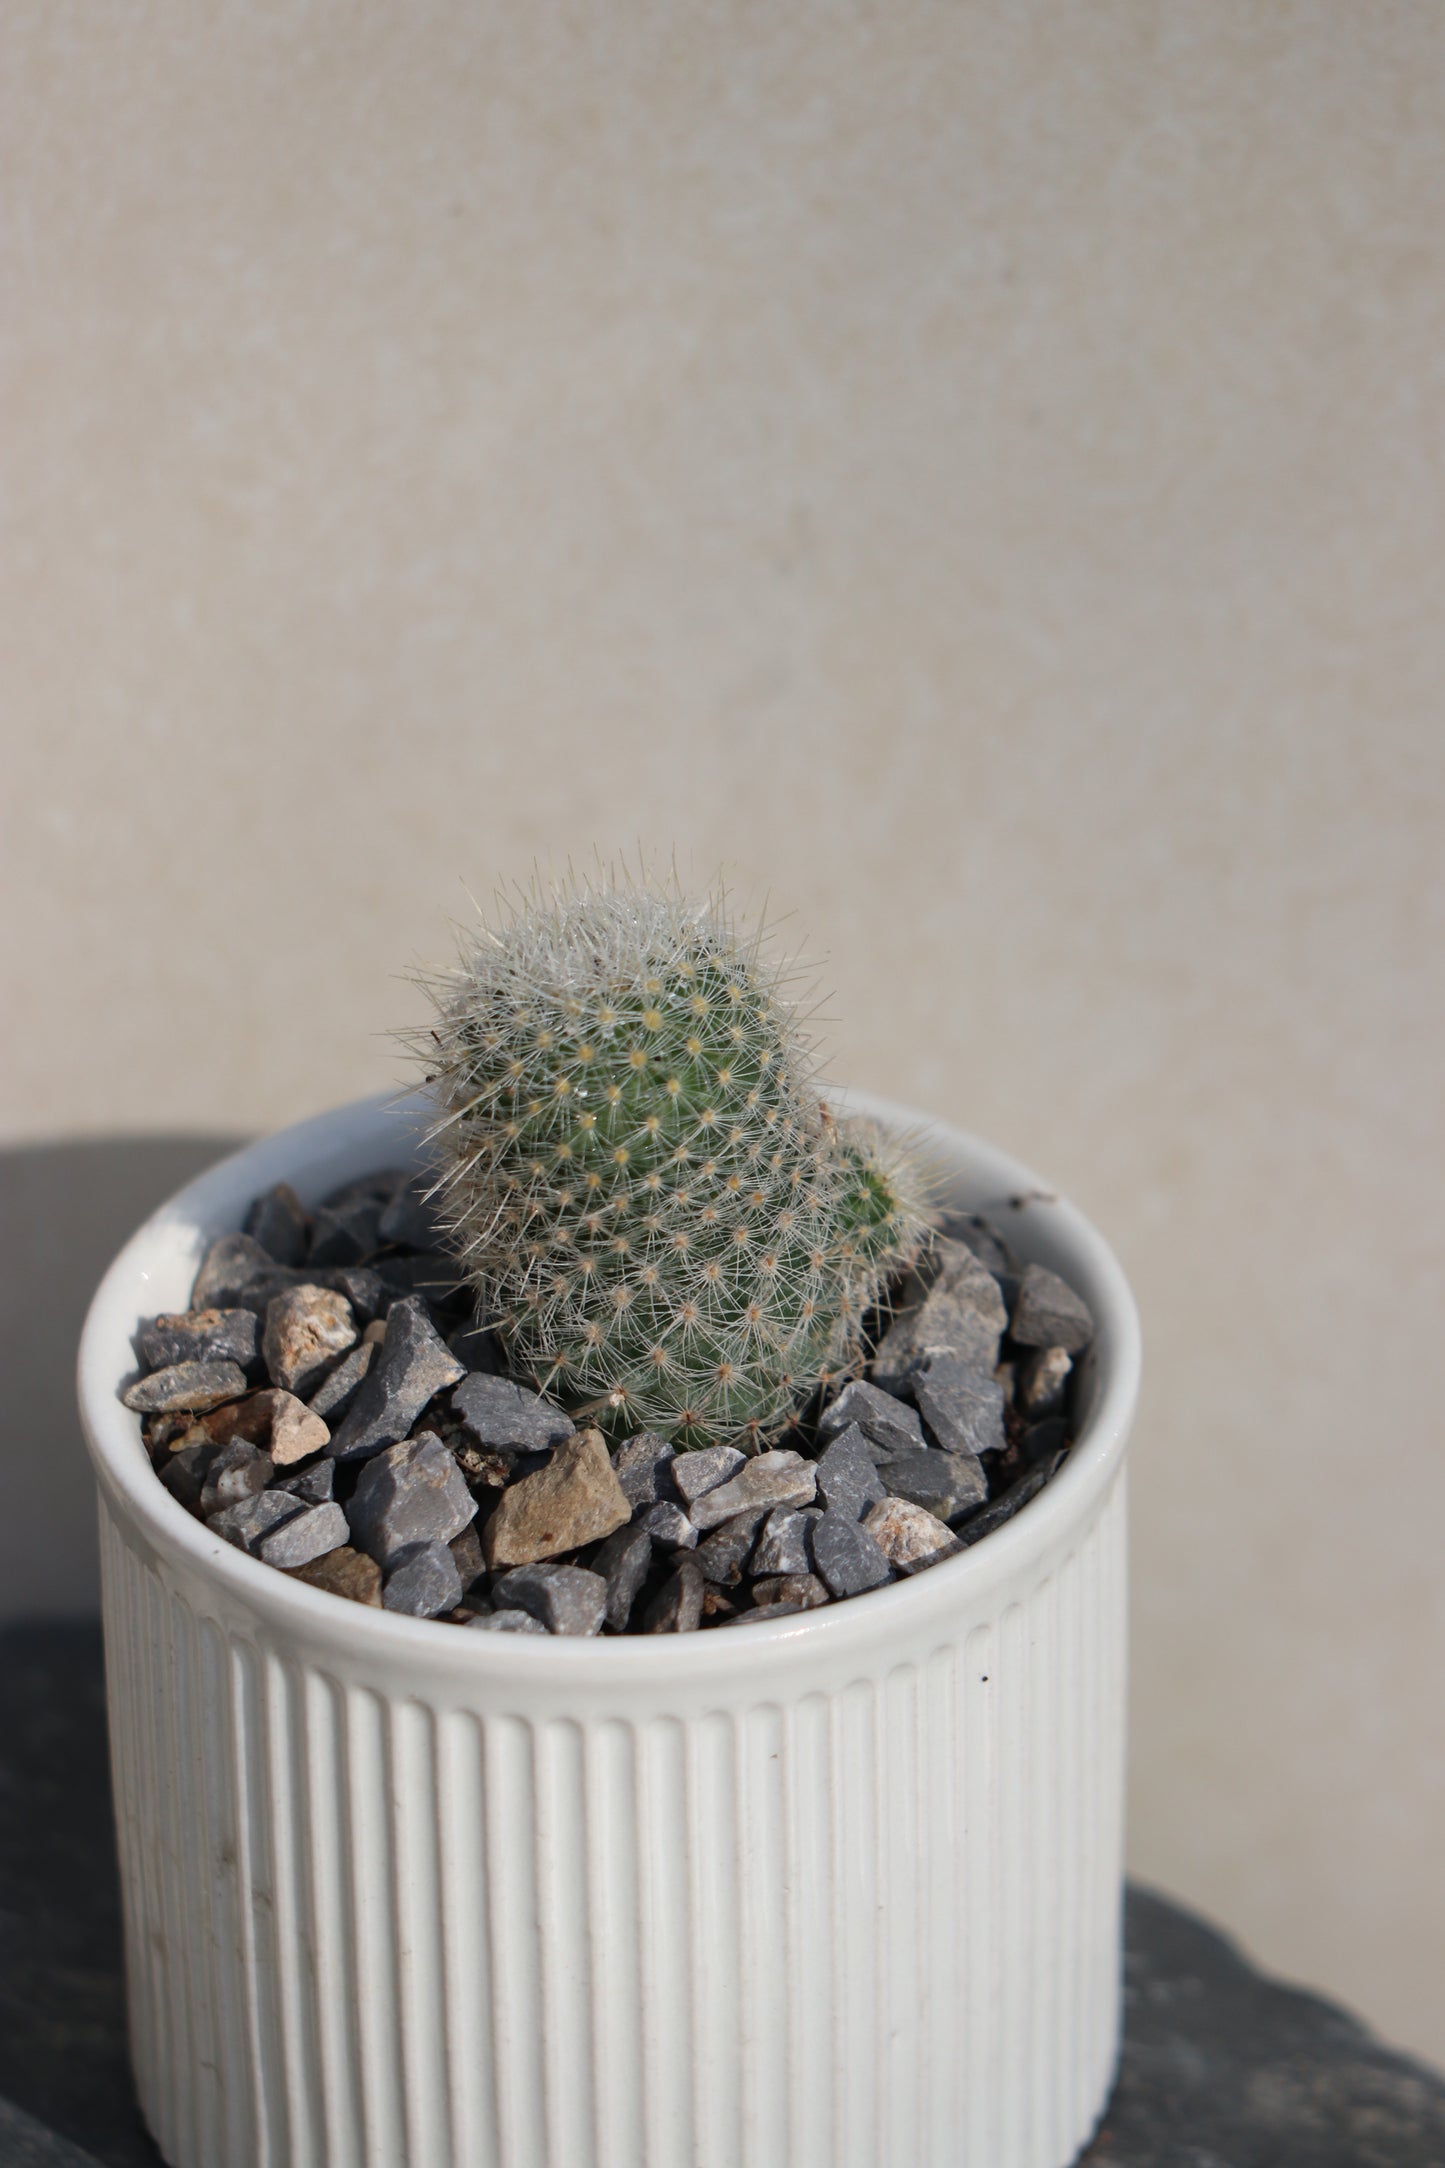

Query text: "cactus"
[413, 872, 926, 1449]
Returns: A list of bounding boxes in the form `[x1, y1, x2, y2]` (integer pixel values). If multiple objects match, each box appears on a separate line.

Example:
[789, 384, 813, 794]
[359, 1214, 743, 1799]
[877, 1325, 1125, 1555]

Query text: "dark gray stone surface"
[328, 1297, 466, 1462]
[813, 1425, 886, 1520]
[2, 1622, 1443, 2168]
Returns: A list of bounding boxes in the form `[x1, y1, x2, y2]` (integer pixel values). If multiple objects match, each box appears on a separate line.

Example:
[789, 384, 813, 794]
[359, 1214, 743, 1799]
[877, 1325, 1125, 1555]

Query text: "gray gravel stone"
[956, 1461, 1054, 1546]
[643, 1556, 706, 1633]
[612, 1432, 677, 1511]
[382, 1540, 464, 1617]
[936, 1210, 1016, 1277]
[810, 1509, 893, 1597]
[590, 1524, 654, 1630]
[347, 1431, 477, 1567]
[451, 1373, 574, 1454]
[158, 1440, 220, 1513]
[261, 1284, 357, 1397]
[275, 1457, 336, 1502]
[121, 1359, 249, 1414]
[915, 1359, 1008, 1457]
[329, 1298, 466, 1462]
[750, 1505, 821, 1578]
[198, 1441, 274, 1518]
[818, 1378, 927, 1459]
[191, 1231, 275, 1309]
[328, 1265, 390, 1325]
[378, 1173, 448, 1251]
[693, 1507, 770, 1587]
[258, 1500, 349, 1568]
[872, 1238, 1009, 1386]
[750, 1572, 830, 1610]
[208, 1490, 304, 1555]
[862, 1496, 962, 1573]
[1010, 1263, 1094, 1353]
[636, 1500, 698, 1549]
[138, 1307, 259, 1373]
[878, 1448, 988, 1525]
[814, 1425, 887, 1519]
[307, 1197, 383, 1267]
[483, 1428, 631, 1567]
[669, 1444, 745, 1507]
[729, 1600, 807, 1624]
[306, 1340, 376, 1424]
[243, 1183, 310, 1266]
[688, 1449, 817, 1532]
[468, 1608, 548, 1634]
[491, 1563, 608, 1636]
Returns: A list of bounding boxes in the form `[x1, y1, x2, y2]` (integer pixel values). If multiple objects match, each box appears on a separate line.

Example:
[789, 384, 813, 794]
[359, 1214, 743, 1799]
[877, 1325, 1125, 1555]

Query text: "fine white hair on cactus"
[408, 864, 926, 1449]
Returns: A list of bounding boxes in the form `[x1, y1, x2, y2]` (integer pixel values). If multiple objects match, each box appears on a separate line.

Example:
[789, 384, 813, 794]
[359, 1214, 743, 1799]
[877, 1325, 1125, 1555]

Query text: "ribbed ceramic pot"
[78, 1088, 1139, 2168]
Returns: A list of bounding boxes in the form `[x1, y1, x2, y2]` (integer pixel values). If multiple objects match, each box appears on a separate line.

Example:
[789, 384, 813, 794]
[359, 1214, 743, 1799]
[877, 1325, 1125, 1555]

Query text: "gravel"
[914, 1361, 1007, 1458]
[138, 1307, 259, 1372]
[818, 1379, 926, 1459]
[863, 1496, 961, 1572]
[347, 1431, 477, 1567]
[482, 1428, 631, 1567]
[750, 1506, 821, 1578]
[121, 1360, 249, 1414]
[611, 1432, 677, 1511]
[452, 1373, 575, 1454]
[119, 1175, 1089, 1633]
[877, 1448, 989, 1525]
[810, 1510, 893, 1597]
[1017, 1345, 1072, 1421]
[382, 1540, 464, 1618]
[208, 1490, 303, 1555]
[1010, 1263, 1095, 1353]
[243, 1182, 310, 1265]
[872, 1239, 1009, 1386]
[813, 1425, 887, 1520]
[591, 1524, 654, 1631]
[306, 1341, 376, 1424]
[287, 1546, 381, 1605]
[261, 1285, 357, 1397]
[198, 1441, 273, 1518]
[643, 1556, 706, 1634]
[688, 1450, 817, 1531]
[258, 1501, 349, 1569]
[329, 1298, 466, 1463]
[491, 1563, 608, 1636]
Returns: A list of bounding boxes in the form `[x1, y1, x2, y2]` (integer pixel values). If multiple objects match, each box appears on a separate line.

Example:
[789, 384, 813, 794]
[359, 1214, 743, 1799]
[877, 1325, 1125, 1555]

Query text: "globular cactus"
[413, 873, 926, 1449]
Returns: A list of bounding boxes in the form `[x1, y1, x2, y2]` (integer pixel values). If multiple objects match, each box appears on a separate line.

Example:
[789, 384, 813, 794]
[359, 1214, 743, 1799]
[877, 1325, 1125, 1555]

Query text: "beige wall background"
[4, 0, 1443, 2069]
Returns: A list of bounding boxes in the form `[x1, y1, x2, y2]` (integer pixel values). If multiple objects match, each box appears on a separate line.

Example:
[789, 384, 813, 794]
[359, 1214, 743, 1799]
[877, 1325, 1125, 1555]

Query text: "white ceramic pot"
[78, 1090, 1139, 2168]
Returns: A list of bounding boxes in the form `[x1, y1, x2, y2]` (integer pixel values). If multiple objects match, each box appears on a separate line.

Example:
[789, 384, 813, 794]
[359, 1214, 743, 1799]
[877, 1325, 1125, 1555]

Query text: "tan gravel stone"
[482, 1427, 630, 1567]
[262, 1283, 356, 1396]
[285, 1545, 382, 1606]
[862, 1495, 962, 1573]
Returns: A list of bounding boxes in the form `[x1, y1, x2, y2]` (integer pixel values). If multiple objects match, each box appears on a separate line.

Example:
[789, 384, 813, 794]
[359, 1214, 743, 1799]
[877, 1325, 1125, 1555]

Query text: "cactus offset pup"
[415, 878, 925, 1449]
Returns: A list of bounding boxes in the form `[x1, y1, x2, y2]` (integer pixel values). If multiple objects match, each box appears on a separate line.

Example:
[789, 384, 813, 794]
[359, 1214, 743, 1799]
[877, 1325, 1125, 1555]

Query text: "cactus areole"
[415, 878, 925, 1449]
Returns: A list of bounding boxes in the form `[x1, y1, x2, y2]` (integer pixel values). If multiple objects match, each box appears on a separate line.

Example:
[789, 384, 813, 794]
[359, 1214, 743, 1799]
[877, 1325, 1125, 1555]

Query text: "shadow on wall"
[0, 1136, 245, 1624]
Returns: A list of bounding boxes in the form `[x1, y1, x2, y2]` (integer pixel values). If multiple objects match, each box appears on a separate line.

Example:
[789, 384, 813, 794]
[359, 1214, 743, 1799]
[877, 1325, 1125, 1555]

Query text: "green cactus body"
[418, 881, 923, 1448]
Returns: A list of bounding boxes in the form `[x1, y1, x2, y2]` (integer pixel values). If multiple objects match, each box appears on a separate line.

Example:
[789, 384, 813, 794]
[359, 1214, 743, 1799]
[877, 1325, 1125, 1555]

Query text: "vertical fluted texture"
[98, 1464, 1127, 2168]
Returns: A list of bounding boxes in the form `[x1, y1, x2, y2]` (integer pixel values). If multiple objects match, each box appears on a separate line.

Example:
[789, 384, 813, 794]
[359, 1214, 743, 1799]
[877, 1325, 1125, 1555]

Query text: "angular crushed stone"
[329, 1298, 466, 1462]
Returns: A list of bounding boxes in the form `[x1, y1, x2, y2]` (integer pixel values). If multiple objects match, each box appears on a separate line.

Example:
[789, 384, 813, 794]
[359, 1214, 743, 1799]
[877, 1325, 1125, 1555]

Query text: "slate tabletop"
[2, 1620, 1442, 2168]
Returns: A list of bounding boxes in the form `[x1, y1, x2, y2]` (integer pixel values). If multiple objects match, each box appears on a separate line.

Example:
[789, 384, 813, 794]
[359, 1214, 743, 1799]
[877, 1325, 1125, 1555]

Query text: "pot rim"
[78, 1088, 1140, 1684]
